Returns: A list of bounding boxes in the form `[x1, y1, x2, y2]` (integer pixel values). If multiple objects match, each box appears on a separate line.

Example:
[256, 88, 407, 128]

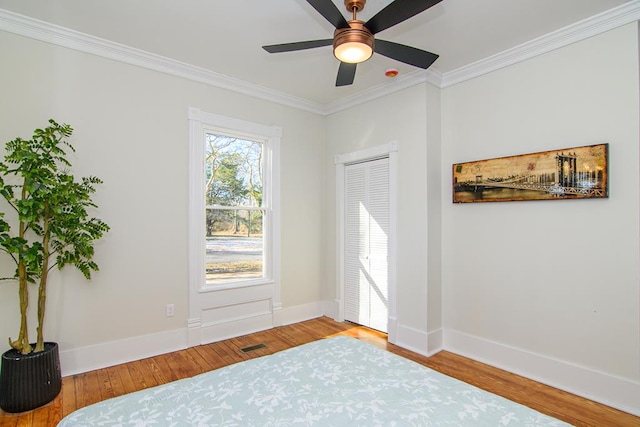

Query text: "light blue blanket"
[59, 336, 570, 426]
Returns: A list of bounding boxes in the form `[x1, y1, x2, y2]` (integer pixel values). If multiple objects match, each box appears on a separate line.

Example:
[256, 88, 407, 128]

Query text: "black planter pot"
[0, 342, 62, 413]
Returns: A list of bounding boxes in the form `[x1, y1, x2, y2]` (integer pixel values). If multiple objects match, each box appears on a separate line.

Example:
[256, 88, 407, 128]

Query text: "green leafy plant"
[0, 119, 109, 355]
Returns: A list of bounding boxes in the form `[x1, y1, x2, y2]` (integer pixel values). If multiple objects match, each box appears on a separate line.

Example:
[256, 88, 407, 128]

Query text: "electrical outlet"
[165, 304, 175, 317]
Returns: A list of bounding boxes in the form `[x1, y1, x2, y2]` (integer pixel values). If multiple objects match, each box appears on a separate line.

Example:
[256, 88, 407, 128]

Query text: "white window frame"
[188, 108, 281, 344]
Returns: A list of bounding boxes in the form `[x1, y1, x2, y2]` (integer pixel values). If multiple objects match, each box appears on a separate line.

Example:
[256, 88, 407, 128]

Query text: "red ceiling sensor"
[385, 68, 399, 77]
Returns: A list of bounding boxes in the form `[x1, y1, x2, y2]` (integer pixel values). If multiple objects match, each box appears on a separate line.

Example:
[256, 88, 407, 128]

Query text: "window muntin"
[204, 132, 267, 286]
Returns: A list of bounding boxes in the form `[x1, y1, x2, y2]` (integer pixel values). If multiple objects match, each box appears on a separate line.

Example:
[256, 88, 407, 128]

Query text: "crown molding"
[1, 2, 638, 115]
[441, 0, 640, 88]
[0, 8, 326, 116]
[323, 68, 441, 115]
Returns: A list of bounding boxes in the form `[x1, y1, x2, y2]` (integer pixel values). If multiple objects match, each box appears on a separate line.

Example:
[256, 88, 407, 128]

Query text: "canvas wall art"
[452, 144, 608, 203]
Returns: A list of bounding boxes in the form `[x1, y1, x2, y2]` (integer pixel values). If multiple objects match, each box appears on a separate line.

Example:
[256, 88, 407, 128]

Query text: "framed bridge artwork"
[452, 143, 609, 203]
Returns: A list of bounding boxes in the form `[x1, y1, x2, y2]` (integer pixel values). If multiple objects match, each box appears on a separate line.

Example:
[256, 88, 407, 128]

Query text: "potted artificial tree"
[0, 120, 109, 413]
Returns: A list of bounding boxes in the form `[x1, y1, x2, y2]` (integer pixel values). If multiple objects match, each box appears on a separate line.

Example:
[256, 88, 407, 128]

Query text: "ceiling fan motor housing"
[333, 20, 375, 63]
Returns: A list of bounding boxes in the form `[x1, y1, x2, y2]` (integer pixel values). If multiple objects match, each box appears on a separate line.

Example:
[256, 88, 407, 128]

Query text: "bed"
[59, 336, 570, 426]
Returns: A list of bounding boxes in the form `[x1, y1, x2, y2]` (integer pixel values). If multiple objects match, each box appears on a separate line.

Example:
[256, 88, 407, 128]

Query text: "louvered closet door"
[344, 158, 389, 333]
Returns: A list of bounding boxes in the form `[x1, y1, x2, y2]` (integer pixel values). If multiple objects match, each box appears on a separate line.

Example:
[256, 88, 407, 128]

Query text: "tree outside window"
[204, 133, 264, 284]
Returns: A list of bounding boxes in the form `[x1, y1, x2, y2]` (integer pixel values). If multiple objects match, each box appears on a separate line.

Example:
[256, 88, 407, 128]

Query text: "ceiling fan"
[262, 0, 442, 87]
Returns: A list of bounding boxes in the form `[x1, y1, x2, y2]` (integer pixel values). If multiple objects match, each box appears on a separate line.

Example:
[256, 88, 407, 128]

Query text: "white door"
[344, 158, 389, 332]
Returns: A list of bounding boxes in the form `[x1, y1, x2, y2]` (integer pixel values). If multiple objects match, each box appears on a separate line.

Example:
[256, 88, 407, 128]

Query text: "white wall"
[325, 84, 443, 353]
[441, 23, 640, 413]
[0, 30, 325, 369]
[426, 83, 443, 340]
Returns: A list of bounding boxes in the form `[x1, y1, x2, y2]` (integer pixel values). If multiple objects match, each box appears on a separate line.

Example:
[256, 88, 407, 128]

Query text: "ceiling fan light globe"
[333, 21, 375, 64]
[334, 42, 373, 63]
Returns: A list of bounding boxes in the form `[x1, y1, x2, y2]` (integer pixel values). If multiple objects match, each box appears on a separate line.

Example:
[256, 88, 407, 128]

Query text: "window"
[205, 133, 264, 285]
[189, 108, 281, 291]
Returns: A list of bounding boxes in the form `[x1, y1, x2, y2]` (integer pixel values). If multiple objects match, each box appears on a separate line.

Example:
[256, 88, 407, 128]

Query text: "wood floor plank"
[192, 343, 226, 371]
[60, 376, 77, 418]
[273, 324, 309, 346]
[286, 321, 323, 343]
[210, 341, 243, 365]
[211, 341, 239, 366]
[165, 350, 199, 379]
[146, 356, 175, 385]
[0, 414, 18, 427]
[14, 412, 32, 427]
[223, 339, 248, 361]
[16, 409, 38, 427]
[75, 371, 101, 409]
[104, 366, 126, 399]
[113, 363, 137, 395]
[95, 368, 116, 401]
[182, 347, 214, 373]
[71, 374, 87, 410]
[1, 317, 638, 426]
[44, 389, 63, 426]
[0, 417, 16, 427]
[28, 405, 48, 427]
[124, 359, 158, 392]
[222, 339, 250, 361]
[256, 329, 290, 353]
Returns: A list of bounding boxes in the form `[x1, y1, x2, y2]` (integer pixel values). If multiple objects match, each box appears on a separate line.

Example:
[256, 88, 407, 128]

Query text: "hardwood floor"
[1, 317, 638, 426]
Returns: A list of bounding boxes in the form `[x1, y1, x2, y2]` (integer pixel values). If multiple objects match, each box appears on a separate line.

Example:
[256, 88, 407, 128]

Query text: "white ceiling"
[0, 0, 633, 106]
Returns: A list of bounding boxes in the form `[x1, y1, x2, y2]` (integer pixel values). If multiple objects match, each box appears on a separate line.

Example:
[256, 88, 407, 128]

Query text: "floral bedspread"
[59, 336, 570, 426]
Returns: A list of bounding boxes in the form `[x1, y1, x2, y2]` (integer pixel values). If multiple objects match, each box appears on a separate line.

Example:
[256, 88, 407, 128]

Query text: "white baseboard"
[427, 328, 443, 356]
[444, 329, 640, 417]
[279, 301, 325, 325]
[197, 301, 325, 345]
[394, 323, 429, 356]
[59, 302, 325, 378]
[59, 328, 188, 377]
[272, 302, 283, 327]
[387, 316, 398, 344]
[200, 313, 273, 345]
[322, 300, 338, 320]
[394, 324, 444, 357]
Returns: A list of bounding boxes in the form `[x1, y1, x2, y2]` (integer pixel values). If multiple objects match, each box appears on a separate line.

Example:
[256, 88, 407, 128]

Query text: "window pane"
[204, 132, 265, 285]
[205, 133, 263, 208]
[206, 209, 264, 285]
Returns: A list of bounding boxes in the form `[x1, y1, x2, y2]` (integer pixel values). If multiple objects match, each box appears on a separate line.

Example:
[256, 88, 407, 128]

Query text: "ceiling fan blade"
[374, 39, 439, 69]
[307, 0, 350, 29]
[365, 0, 443, 34]
[336, 62, 357, 86]
[263, 39, 333, 53]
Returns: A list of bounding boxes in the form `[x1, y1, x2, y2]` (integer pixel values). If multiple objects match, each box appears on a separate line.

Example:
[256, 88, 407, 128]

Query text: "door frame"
[334, 142, 398, 343]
